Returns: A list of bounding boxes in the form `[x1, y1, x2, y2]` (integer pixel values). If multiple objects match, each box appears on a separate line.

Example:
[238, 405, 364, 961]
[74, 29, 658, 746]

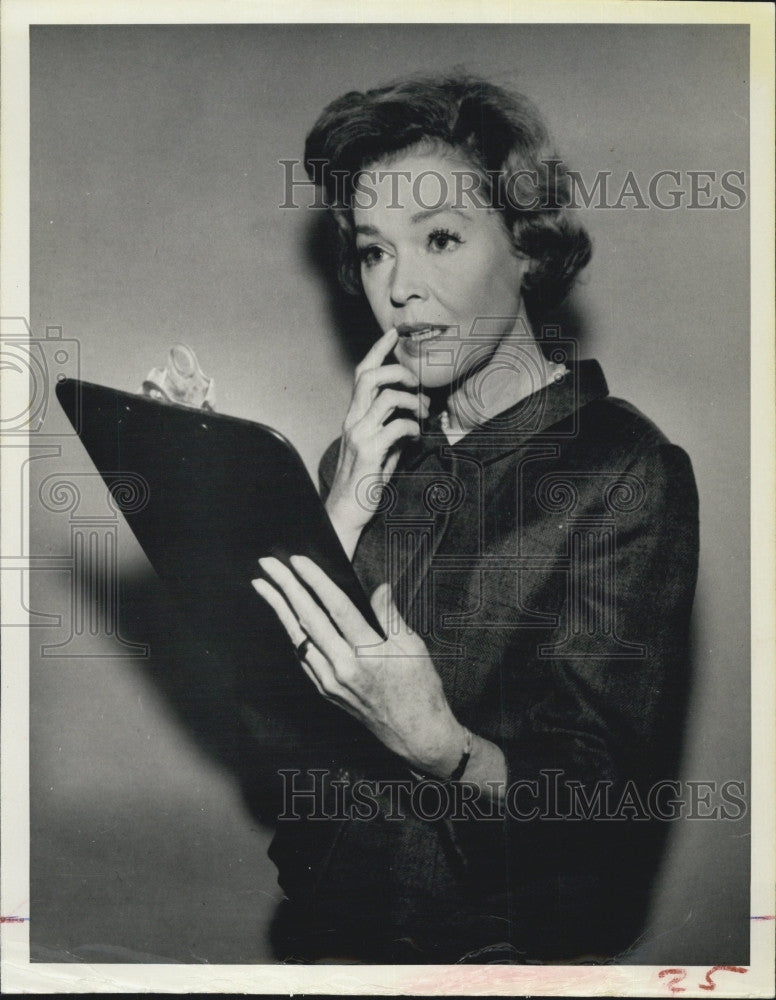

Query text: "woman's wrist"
[408, 719, 468, 780]
[461, 734, 507, 800]
[325, 495, 366, 560]
[409, 727, 507, 800]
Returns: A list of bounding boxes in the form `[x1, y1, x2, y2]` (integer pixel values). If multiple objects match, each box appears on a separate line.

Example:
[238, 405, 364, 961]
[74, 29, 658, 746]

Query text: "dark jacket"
[267, 360, 700, 963]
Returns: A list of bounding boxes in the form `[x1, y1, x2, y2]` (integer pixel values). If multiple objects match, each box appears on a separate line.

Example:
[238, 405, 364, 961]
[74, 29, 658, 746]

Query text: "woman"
[251, 74, 699, 964]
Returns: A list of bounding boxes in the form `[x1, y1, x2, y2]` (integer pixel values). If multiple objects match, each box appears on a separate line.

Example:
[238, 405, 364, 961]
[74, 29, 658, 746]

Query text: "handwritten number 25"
[659, 966, 747, 994]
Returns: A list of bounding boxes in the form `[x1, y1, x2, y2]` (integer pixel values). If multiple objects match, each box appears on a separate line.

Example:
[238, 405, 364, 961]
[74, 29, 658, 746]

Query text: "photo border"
[1, 0, 773, 995]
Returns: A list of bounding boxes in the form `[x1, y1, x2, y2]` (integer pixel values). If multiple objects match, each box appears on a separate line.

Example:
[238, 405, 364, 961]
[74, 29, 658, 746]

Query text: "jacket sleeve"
[451, 440, 699, 880]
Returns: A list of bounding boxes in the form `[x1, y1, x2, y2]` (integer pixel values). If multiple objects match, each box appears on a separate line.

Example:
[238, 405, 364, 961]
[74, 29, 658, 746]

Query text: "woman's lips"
[396, 324, 449, 353]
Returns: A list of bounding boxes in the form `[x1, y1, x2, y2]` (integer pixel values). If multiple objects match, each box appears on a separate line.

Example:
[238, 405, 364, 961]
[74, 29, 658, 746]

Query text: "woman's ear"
[507, 224, 535, 287]
[508, 237, 532, 285]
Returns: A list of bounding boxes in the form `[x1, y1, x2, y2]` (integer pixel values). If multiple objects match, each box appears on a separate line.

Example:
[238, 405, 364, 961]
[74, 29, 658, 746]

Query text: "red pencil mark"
[0, 916, 28, 923]
[697, 965, 747, 991]
[659, 968, 688, 994]
[750, 914, 775, 919]
[659, 966, 749, 994]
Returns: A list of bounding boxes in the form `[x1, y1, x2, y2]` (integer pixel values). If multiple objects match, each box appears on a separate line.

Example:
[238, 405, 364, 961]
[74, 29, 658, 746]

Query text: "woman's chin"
[416, 369, 457, 391]
[394, 351, 454, 390]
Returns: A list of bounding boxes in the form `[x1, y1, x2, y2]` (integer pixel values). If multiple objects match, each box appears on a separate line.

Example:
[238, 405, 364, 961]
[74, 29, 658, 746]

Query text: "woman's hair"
[304, 73, 592, 317]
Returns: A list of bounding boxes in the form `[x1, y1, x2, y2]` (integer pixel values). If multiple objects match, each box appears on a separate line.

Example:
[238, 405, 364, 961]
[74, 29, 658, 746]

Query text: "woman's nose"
[389, 255, 428, 307]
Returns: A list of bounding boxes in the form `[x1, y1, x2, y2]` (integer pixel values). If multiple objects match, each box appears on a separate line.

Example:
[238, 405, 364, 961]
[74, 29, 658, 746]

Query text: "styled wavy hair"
[304, 73, 592, 318]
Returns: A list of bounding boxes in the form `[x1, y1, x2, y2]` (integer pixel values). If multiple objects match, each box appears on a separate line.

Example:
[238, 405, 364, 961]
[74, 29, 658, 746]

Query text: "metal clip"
[140, 343, 216, 410]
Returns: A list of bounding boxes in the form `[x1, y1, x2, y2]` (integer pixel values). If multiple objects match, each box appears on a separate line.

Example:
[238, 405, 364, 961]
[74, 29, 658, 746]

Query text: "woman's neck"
[441, 318, 561, 443]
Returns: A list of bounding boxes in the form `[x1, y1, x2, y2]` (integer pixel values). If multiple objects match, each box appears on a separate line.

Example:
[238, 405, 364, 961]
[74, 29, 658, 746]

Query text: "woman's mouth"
[396, 324, 449, 348]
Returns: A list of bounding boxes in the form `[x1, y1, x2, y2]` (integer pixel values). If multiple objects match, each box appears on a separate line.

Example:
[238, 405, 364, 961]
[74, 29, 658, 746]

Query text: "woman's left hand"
[252, 555, 465, 777]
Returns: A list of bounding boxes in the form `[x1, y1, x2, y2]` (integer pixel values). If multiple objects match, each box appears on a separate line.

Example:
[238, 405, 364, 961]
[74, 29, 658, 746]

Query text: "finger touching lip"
[396, 323, 448, 337]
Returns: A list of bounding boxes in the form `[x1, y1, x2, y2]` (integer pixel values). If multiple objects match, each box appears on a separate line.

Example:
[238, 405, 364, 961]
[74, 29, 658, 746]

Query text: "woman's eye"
[358, 245, 385, 268]
[428, 228, 463, 253]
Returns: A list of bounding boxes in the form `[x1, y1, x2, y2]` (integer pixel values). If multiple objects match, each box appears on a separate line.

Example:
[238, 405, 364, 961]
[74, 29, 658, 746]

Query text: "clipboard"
[55, 377, 386, 641]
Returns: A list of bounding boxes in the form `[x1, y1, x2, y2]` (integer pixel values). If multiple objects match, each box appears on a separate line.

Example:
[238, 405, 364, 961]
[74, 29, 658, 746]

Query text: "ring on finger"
[295, 635, 312, 661]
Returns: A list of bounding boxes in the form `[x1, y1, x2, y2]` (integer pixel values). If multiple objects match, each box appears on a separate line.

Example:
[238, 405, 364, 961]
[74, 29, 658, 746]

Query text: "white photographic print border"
[1, 0, 774, 995]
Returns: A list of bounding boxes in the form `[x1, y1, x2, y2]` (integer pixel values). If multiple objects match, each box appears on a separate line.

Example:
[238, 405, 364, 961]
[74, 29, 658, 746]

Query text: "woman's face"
[352, 148, 528, 388]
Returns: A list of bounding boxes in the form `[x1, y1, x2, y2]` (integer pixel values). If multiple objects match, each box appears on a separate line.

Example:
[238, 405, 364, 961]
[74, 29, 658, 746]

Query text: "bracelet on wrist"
[409, 727, 473, 784]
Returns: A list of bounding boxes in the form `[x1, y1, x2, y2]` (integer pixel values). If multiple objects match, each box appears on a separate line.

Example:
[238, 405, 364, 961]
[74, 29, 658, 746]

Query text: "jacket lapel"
[389, 361, 610, 625]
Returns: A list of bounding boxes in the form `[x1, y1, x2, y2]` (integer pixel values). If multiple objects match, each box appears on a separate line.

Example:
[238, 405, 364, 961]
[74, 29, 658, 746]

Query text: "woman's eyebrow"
[410, 205, 469, 224]
[354, 205, 469, 238]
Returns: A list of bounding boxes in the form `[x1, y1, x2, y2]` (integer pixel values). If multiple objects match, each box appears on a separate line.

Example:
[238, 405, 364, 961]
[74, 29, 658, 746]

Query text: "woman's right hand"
[325, 327, 429, 558]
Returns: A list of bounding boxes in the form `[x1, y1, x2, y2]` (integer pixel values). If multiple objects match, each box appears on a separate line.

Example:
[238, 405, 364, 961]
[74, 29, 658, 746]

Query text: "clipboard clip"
[140, 343, 216, 411]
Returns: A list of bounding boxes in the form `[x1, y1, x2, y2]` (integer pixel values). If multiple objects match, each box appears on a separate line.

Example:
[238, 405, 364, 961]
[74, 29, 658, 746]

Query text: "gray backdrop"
[29, 23, 750, 964]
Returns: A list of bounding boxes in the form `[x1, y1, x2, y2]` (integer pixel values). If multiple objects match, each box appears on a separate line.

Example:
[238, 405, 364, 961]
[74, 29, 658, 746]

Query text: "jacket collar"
[403, 359, 609, 468]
